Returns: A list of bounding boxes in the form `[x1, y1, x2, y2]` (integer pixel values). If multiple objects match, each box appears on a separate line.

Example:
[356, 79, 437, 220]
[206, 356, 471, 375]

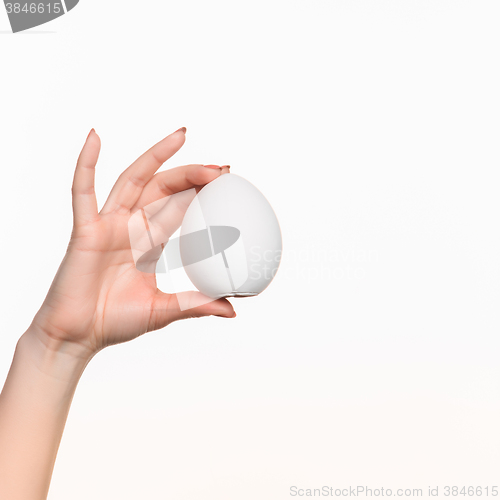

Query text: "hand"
[29, 127, 235, 361]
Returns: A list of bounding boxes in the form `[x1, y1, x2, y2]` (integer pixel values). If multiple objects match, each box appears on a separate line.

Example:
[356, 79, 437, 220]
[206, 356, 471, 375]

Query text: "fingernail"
[231, 311, 237, 318]
[87, 128, 95, 139]
[175, 127, 187, 134]
[221, 165, 230, 169]
[203, 164, 222, 169]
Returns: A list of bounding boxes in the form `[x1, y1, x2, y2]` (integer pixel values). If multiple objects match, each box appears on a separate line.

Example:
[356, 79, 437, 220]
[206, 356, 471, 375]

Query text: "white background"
[1, 1, 499, 499]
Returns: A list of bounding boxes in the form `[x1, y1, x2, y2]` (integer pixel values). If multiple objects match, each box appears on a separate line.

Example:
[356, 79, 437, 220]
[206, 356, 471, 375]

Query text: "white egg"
[179, 173, 282, 299]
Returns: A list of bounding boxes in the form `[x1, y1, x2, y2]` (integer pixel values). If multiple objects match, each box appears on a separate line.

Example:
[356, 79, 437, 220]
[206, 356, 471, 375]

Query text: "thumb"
[152, 290, 236, 328]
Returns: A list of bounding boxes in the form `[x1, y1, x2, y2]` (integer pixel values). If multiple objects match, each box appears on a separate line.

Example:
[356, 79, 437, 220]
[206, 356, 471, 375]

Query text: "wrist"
[18, 325, 94, 387]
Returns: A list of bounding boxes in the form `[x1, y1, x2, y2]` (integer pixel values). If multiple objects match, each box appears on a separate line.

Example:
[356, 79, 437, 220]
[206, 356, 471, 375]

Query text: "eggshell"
[179, 173, 282, 298]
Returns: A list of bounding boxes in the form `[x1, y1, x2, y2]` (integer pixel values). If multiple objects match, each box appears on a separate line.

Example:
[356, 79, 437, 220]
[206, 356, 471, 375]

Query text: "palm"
[32, 129, 234, 357]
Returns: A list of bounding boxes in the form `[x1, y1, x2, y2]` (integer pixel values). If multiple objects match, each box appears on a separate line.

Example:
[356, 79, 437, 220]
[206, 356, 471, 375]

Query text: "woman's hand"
[30, 127, 235, 361]
[0, 127, 235, 500]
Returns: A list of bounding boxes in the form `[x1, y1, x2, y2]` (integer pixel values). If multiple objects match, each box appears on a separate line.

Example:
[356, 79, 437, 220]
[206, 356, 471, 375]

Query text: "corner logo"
[3, 1, 78, 33]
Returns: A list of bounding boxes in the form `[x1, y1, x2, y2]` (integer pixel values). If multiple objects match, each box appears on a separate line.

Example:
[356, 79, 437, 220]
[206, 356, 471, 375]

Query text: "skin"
[0, 127, 235, 500]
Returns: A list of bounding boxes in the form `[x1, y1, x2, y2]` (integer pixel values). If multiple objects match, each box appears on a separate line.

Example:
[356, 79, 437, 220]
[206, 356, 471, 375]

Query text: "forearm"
[0, 327, 92, 500]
